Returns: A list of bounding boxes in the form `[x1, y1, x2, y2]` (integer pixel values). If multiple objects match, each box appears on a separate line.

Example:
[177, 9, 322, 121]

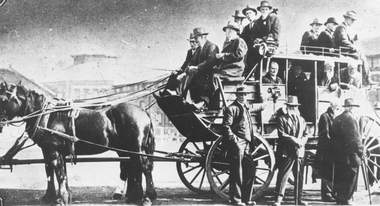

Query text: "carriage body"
[155, 51, 380, 201]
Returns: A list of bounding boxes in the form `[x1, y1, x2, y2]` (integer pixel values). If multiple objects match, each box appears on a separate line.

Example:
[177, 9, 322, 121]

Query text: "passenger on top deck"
[161, 33, 199, 97]
[232, 10, 246, 33]
[243, 0, 280, 80]
[340, 60, 362, 89]
[320, 60, 339, 91]
[240, 5, 258, 49]
[318, 17, 338, 55]
[214, 21, 248, 79]
[262, 61, 283, 84]
[300, 18, 322, 54]
[333, 10, 377, 85]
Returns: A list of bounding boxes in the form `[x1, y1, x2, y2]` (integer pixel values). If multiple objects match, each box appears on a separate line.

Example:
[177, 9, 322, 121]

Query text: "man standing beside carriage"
[273, 95, 308, 206]
[222, 85, 266, 206]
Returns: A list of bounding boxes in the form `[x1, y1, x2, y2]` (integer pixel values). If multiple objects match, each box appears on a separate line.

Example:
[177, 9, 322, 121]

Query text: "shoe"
[272, 202, 280, 206]
[245, 201, 256, 206]
[322, 194, 335, 202]
[297, 201, 308, 206]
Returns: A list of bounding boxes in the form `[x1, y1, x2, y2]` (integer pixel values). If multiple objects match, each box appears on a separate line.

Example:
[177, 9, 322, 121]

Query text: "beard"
[326, 72, 333, 79]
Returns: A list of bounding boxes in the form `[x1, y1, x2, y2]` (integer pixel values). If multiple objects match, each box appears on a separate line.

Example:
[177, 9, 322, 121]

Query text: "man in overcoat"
[187, 27, 220, 111]
[222, 85, 266, 206]
[314, 101, 340, 202]
[318, 17, 338, 55]
[244, 1, 280, 80]
[215, 21, 248, 79]
[333, 11, 377, 85]
[330, 98, 363, 205]
[273, 95, 308, 206]
[162, 33, 198, 97]
[300, 18, 322, 54]
[240, 5, 257, 48]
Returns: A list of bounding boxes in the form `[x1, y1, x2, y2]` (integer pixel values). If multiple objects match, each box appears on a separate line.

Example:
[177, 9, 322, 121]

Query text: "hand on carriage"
[216, 53, 224, 59]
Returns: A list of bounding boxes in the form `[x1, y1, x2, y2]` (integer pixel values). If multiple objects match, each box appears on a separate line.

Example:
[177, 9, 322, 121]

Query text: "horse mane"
[17, 84, 47, 113]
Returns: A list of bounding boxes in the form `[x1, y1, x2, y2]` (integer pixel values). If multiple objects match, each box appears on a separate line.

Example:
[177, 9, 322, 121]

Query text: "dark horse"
[0, 81, 156, 205]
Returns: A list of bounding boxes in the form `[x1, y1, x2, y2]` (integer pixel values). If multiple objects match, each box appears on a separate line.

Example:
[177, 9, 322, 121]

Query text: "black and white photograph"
[1, 0, 380, 205]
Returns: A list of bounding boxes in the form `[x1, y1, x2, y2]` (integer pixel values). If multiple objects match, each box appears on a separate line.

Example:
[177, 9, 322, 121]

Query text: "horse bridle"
[0, 85, 26, 123]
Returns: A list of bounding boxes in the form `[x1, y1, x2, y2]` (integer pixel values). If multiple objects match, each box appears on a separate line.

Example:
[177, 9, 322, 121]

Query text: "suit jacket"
[340, 68, 362, 89]
[251, 13, 281, 46]
[333, 22, 356, 52]
[277, 113, 308, 159]
[222, 100, 265, 142]
[316, 107, 335, 163]
[240, 21, 256, 48]
[330, 110, 363, 166]
[318, 29, 334, 49]
[180, 49, 195, 71]
[215, 37, 247, 78]
[300, 30, 320, 54]
[262, 73, 283, 84]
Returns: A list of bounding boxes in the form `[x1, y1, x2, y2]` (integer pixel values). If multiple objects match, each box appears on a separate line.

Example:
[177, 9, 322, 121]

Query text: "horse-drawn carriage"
[0, 49, 380, 205]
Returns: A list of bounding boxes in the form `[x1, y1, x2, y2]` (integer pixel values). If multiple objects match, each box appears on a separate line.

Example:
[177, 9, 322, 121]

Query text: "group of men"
[301, 11, 377, 85]
[157, 0, 280, 112]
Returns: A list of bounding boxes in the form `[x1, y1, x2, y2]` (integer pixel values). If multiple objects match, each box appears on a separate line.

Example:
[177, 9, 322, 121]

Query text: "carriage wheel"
[359, 115, 380, 188]
[205, 135, 275, 201]
[176, 139, 214, 193]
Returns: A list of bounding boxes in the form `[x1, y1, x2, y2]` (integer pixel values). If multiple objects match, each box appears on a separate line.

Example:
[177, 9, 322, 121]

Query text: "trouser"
[332, 163, 359, 202]
[274, 156, 305, 202]
[243, 48, 263, 80]
[321, 179, 333, 199]
[228, 137, 256, 203]
[165, 71, 196, 98]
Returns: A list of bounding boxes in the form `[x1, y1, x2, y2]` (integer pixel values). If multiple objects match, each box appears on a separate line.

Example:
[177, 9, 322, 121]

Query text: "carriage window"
[261, 58, 286, 84]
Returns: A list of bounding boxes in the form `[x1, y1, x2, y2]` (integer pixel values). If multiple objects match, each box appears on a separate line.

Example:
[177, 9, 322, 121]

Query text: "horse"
[0, 81, 157, 206]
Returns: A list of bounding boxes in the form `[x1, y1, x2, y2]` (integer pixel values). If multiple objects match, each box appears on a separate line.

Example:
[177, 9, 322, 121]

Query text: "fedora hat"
[235, 85, 250, 93]
[242, 5, 257, 15]
[343, 10, 357, 20]
[310, 18, 322, 26]
[324, 17, 339, 26]
[232, 10, 246, 18]
[223, 21, 240, 33]
[257, 1, 272, 11]
[187, 33, 195, 41]
[193, 27, 209, 37]
[342, 98, 360, 107]
[285, 95, 301, 106]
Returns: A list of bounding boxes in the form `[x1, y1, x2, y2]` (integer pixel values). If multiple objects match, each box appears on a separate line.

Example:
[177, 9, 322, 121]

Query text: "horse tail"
[143, 111, 156, 155]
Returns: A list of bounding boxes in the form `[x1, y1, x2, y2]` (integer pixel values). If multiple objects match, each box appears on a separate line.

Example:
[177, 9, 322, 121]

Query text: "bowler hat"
[242, 5, 257, 15]
[342, 98, 360, 107]
[310, 18, 322, 26]
[285, 95, 301, 106]
[187, 33, 195, 41]
[324, 17, 339, 26]
[232, 10, 246, 18]
[193, 27, 209, 37]
[257, 1, 272, 11]
[235, 85, 250, 93]
[343, 10, 357, 20]
[223, 21, 240, 33]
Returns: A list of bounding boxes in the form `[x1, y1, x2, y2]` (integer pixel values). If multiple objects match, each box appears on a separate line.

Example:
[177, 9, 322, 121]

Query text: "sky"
[0, 0, 379, 82]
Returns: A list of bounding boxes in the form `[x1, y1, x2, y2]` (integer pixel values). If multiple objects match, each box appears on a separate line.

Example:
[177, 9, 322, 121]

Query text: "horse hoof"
[54, 198, 65, 206]
[113, 193, 123, 200]
[141, 197, 152, 206]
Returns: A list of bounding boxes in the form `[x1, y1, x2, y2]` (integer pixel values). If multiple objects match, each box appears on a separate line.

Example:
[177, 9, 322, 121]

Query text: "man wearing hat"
[215, 21, 248, 79]
[187, 27, 219, 111]
[318, 17, 339, 55]
[240, 5, 257, 48]
[330, 98, 363, 205]
[333, 10, 378, 85]
[160, 32, 198, 97]
[222, 85, 266, 206]
[244, 1, 280, 80]
[273, 95, 308, 206]
[300, 18, 322, 54]
[232, 10, 246, 33]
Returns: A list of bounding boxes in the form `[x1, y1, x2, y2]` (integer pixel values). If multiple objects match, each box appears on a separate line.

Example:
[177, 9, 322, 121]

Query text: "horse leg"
[54, 154, 71, 204]
[113, 159, 128, 200]
[125, 156, 143, 204]
[142, 156, 157, 206]
[41, 150, 57, 203]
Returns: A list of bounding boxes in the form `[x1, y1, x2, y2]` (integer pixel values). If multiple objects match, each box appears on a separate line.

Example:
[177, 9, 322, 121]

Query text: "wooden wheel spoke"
[364, 136, 379, 149]
[198, 168, 207, 189]
[255, 176, 266, 184]
[189, 166, 204, 184]
[191, 142, 201, 151]
[256, 167, 271, 171]
[365, 162, 378, 182]
[363, 119, 374, 141]
[182, 164, 202, 175]
[368, 142, 380, 152]
[367, 158, 380, 169]
[253, 154, 269, 162]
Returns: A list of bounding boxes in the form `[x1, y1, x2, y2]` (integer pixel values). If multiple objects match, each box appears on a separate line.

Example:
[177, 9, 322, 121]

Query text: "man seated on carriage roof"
[300, 18, 322, 54]
[340, 59, 362, 89]
[262, 61, 283, 84]
[333, 10, 377, 85]
[317, 17, 339, 56]
[243, 1, 280, 80]
[214, 21, 247, 80]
